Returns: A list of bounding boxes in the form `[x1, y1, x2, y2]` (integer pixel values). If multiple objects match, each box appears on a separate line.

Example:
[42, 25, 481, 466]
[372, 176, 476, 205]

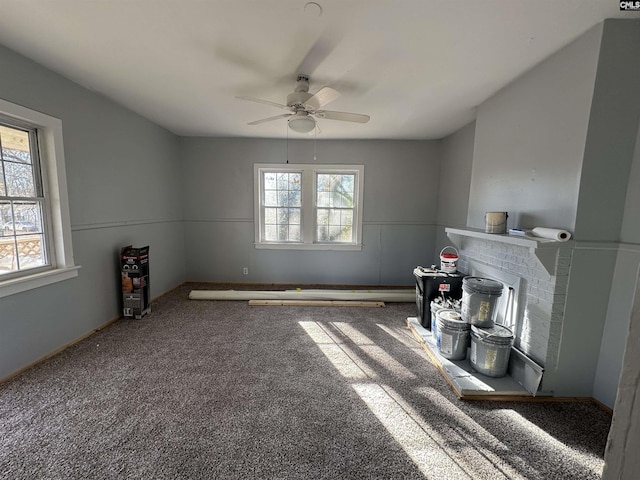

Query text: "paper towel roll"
[531, 227, 572, 242]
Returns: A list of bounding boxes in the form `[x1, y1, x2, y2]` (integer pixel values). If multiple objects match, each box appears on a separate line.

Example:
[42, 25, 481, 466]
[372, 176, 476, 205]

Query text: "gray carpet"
[0, 283, 612, 479]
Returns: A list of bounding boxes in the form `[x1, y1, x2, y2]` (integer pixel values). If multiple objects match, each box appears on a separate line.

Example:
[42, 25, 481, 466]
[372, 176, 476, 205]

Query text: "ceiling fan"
[236, 74, 370, 133]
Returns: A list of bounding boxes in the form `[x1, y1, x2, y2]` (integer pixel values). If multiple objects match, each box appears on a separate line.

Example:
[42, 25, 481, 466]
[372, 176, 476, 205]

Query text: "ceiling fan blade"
[315, 110, 370, 123]
[304, 87, 340, 110]
[236, 96, 289, 110]
[248, 113, 292, 125]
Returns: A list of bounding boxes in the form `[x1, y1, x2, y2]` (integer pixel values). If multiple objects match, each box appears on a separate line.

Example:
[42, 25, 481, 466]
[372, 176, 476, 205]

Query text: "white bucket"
[470, 324, 514, 377]
[439, 246, 459, 273]
[436, 309, 470, 361]
[461, 277, 504, 327]
[485, 212, 508, 234]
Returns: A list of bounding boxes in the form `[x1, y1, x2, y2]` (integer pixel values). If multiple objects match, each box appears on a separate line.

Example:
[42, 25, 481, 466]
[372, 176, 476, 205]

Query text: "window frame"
[254, 163, 364, 251]
[0, 98, 78, 298]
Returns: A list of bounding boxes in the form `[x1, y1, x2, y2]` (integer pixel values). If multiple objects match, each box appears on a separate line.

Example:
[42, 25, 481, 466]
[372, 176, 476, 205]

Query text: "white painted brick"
[457, 235, 577, 374]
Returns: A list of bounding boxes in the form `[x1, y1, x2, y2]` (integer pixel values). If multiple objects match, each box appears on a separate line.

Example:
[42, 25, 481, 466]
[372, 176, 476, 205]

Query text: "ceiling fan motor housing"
[287, 75, 313, 108]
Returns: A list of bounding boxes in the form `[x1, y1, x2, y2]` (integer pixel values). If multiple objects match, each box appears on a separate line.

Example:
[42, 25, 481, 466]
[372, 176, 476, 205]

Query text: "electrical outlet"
[243, 267, 249, 275]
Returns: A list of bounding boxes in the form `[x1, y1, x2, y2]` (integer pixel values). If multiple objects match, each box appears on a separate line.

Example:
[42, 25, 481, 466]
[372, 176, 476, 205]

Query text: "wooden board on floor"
[406, 317, 533, 400]
[248, 300, 386, 307]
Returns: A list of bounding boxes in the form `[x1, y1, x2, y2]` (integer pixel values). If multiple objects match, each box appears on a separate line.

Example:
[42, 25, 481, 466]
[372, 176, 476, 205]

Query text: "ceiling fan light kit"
[288, 111, 316, 133]
[237, 74, 370, 134]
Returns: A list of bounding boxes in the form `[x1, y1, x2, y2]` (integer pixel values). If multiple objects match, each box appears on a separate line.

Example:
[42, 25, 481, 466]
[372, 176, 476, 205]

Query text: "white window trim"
[0, 98, 79, 298]
[254, 163, 364, 251]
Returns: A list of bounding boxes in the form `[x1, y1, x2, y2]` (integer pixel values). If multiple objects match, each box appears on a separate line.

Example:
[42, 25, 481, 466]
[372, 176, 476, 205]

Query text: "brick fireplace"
[446, 228, 575, 394]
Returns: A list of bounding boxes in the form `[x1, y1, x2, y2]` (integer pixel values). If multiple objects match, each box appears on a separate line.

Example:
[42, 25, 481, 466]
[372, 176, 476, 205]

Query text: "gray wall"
[468, 23, 602, 233]
[434, 121, 475, 259]
[180, 137, 440, 286]
[603, 270, 640, 480]
[574, 21, 640, 242]
[0, 45, 186, 380]
[577, 20, 640, 408]
[595, 120, 640, 408]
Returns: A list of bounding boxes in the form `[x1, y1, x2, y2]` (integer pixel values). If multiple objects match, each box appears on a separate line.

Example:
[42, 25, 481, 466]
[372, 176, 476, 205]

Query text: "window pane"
[317, 192, 330, 208]
[0, 239, 17, 275]
[331, 226, 353, 242]
[317, 225, 329, 242]
[277, 208, 290, 224]
[277, 191, 289, 207]
[288, 190, 301, 207]
[264, 207, 277, 224]
[0, 125, 31, 163]
[264, 172, 276, 190]
[329, 209, 341, 225]
[276, 173, 288, 190]
[289, 225, 301, 241]
[264, 225, 277, 241]
[342, 210, 353, 226]
[5, 162, 35, 197]
[16, 234, 45, 270]
[264, 191, 277, 207]
[288, 208, 300, 225]
[278, 224, 289, 241]
[0, 201, 11, 237]
[317, 208, 329, 226]
[12, 201, 42, 235]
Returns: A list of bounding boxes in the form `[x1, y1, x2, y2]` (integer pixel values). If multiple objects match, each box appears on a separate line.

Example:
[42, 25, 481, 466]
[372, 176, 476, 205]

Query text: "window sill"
[255, 243, 363, 251]
[0, 265, 81, 299]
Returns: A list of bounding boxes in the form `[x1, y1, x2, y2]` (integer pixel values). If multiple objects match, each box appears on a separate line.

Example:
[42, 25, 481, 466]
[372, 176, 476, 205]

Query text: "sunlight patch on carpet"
[352, 383, 471, 479]
[329, 322, 416, 380]
[298, 321, 375, 380]
[497, 409, 604, 477]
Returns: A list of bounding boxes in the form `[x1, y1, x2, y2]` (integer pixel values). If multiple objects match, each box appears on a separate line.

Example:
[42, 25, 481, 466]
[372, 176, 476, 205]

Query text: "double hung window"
[0, 122, 48, 275]
[254, 164, 364, 250]
[0, 98, 77, 298]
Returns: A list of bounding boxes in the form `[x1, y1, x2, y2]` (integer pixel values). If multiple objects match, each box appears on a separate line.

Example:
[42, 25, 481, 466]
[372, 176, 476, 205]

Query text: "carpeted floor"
[0, 283, 612, 479]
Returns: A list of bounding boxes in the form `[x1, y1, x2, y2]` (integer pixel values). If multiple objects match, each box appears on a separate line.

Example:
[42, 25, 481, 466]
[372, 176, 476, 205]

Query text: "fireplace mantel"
[445, 227, 573, 275]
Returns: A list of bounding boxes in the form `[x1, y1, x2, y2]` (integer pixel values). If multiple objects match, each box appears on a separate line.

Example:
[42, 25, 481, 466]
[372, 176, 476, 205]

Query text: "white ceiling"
[0, 1, 638, 140]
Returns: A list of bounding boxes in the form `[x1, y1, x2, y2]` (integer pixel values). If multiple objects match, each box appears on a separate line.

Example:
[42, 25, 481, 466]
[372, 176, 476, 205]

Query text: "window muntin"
[0, 123, 49, 276]
[255, 164, 364, 250]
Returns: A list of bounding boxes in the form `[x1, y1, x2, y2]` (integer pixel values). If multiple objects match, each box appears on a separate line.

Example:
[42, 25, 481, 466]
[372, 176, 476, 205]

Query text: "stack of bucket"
[464, 277, 513, 377]
[435, 276, 514, 378]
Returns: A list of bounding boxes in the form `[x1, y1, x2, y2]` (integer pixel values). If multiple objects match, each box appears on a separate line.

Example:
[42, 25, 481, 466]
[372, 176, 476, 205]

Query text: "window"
[0, 98, 77, 298]
[1, 123, 48, 274]
[254, 164, 364, 250]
